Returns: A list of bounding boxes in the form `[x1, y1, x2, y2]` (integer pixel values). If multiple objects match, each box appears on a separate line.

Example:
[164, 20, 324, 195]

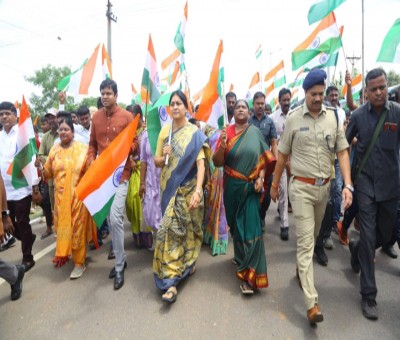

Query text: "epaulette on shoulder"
[325, 105, 336, 112]
[288, 105, 302, 116]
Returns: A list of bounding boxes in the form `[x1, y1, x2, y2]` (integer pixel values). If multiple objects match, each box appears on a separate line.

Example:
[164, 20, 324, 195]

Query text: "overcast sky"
[1, 0, 400, 107]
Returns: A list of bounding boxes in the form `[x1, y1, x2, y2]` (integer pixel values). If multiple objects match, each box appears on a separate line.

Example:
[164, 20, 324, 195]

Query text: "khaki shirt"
[279, 102, 348, 179]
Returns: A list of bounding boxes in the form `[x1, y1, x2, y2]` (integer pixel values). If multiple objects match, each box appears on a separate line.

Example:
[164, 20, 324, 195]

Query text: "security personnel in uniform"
[346, 68, 400, 320]
[270, 68, 353, 325]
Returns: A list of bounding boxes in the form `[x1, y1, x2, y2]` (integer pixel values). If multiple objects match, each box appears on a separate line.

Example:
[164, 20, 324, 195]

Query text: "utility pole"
[106, 0, 117, 61]
[346, 52, 361, 76]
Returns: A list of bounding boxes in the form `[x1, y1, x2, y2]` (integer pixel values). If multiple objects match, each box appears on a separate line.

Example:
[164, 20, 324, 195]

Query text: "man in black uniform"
[346, 68, 400, 320]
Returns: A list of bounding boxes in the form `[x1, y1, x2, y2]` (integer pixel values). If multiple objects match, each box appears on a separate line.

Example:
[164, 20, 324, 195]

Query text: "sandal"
[40, 230, 53, 240]
[162, 288, 177, 303]
[240, 283, 254, 295]
[189, 266, 196, 276]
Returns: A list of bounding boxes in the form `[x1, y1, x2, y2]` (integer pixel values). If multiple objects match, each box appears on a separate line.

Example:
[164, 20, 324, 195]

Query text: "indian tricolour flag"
[377, 18, 400, 63]
[307, 0, 346, 25]
[57, 44, 100, 98]
[292, 12, 342, 70]
[196, 40, 225, 129]
[174, 1, 188, 54]
[141, 34, 161, 105]
[102, 44, 112, 79]
[10, 96, 39, 189]
[265, 60, 286, 110]
[75, 115, 140, 226]
[342, 74, 363, 100]
[245, 72, 261, 109]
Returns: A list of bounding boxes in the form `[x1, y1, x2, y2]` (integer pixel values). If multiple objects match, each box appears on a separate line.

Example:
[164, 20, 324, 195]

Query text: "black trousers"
[353, 191, 398, 300]
[8, 195, 34, 262]
[260, 176, 272, 221]
[39, 181, 52, 227]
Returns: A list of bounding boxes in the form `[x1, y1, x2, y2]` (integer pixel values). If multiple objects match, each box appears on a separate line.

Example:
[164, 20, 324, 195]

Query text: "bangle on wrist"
[271, 182, 278, 190]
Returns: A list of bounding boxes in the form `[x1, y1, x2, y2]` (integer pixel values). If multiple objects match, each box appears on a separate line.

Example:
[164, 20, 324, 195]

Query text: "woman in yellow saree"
[42, 116, 97, 279]
[153, 90, 209, 303]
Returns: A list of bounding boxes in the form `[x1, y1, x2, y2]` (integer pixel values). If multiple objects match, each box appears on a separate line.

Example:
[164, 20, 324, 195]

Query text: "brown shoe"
[307, 304, 324, 324]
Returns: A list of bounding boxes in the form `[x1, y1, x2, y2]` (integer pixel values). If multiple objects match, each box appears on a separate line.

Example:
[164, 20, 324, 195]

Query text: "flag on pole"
[101, 44, 112, 79]
[292, 13, 342, 70]
[10, 96, 39, 189]
[264, 60, 286, 110]
[131, 83, 142, 105]
[196, 40, 224, 129]
[75, 115, 140, 226]
[141, 34, 161, 105]
[174, 1, 188, 54]
[255, 44, 262, 59]
[245, 72, 261, 108]
[57, 44, 100, 95]
[307, 0, 346, 25]
[377, 18, 400, 63]
[342, 74, 363, 100]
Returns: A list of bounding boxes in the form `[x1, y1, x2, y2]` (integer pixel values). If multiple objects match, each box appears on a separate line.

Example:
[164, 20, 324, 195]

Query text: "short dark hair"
[278, 88, 291, 101]
[226, 92, 237, 100]
[0, 101, 17, 115]
[56, 111, 71, 120]
[326, 85, 339, 96]
[132, 104, 142, 115]
[188, 118, 198, 125]
[40, 116, 48, 123]
[77, 105, 90, 117]
[253, 91, 265, 102]
[100, 79, 118, 94]
[58, 115, 74, 132]
[169, 90, 188, 109]
[265, 104, 272, 112]
[365, 68, 387, 87]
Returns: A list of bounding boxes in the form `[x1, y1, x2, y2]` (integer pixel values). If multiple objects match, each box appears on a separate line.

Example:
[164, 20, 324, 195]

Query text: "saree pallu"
[126, 160, 153, 248]
[43, 141, 98, 266]
[223, 125, 271, 289]
[202, 128, 228, 255]
[153, 123, 209, 290]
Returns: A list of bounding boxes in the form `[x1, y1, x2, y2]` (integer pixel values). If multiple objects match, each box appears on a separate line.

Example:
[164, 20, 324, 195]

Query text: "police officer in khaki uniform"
[270, 69, 353, 325]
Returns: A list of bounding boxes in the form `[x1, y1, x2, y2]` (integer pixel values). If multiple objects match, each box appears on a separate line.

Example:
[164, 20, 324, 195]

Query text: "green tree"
[387, 69, 400, 87]
[25, 64, 71, 115]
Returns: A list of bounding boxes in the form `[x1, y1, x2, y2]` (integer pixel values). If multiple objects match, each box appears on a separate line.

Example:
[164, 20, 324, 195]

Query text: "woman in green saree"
[213, 99, 274, 294]
[153, 90, 209, 303]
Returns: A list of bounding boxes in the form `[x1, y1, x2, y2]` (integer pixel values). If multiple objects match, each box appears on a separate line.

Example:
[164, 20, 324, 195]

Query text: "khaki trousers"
[289, 178, 329, 309]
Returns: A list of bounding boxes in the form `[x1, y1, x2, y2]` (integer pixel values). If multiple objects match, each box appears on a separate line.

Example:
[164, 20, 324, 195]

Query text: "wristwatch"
[2, 210, 10, 216]
[344, 184, 354, 193]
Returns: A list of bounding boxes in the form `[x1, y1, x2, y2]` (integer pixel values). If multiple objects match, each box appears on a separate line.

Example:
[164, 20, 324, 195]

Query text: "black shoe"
[1, 236, 16, 251]
[362, 298, 378, 320]
[381, 245, 398, 259]
[109, 261, 127, 279]
[21, 260, 35, 272]
[314, 247, 328, 266]
[11, 265, 25, 301]
[349, 240, 360, 274]
[114, 270, 124, 290]
[108, 249, 115, 260]
[31, 233, 36, 247]
[280, 227, 289, 241]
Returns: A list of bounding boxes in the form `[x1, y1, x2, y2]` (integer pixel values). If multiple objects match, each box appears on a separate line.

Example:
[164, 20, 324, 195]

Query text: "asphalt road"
[1, 202, 399, 339]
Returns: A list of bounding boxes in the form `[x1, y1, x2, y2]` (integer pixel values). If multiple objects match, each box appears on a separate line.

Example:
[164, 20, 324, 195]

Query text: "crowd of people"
[1, 68, 400, 325]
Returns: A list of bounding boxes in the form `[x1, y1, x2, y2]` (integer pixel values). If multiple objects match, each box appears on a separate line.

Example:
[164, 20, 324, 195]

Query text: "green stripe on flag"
[307, 0, 346, 25]
[147, 105, 162, 155]
[92, 195, 115, 227]
[57, 59, 87, 91]
[11, 138, 38, 189]
[377, 18, 400, 63]
[141, 68, 161, 104]
[174, 23, 185, 53]
[292, 36, 342, 70]
[274, 76, 286, 88]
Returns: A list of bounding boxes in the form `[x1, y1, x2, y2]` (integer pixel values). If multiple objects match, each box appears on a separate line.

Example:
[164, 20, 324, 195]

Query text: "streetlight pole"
[106, 0, 117, 61]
